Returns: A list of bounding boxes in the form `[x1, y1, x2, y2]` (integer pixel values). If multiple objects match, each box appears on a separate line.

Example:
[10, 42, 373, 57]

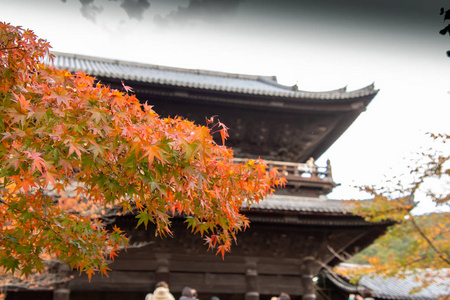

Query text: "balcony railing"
[234, 158, 332, 181]
[234, 158, 335, 196]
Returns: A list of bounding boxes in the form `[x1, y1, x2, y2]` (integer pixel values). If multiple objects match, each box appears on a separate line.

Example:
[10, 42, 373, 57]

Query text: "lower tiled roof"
[324, 269, 450, 300]
[48, 182, 348, 214]
[244, 194, 348, 214]
[360, 270, 450, 300]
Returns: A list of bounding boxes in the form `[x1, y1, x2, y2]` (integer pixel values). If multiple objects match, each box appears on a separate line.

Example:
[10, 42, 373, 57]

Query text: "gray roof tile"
[360, 270, 450, 300]
[325, 269, 450, 300]
[48, 52, 378, 100]
[243, 194, 349, 214]
[48, 184, 348, 214]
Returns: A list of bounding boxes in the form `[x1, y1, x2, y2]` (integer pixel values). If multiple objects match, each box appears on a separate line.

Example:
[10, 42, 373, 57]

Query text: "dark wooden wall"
[61, 215, 384, 300]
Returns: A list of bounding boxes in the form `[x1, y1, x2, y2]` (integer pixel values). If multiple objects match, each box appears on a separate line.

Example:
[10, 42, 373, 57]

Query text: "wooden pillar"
[53, 265, 70, 300]
[155, 256, 170, 284]
[301, 257, 317, 300]
[245, 261, 259, 300]
[301, 275, 315, 300]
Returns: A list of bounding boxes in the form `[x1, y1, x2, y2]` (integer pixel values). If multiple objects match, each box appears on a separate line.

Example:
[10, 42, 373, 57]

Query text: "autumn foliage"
[0, 22, 284, 282]
[342, 134, 450, 291]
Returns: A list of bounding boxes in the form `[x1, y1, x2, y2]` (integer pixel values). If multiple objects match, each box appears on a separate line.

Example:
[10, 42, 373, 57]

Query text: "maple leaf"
[0, 22, 282, 281]
[109, 249, 118, 260]
[68, 142, 86, 159]
[216, 245, 228, 260]
[50, 91, 71, 106]
[23, 150, 47, 173]
[136, 212, 152, 229]
[141, 145, 164, 166]
[86, 268, 95, 282]
[14, 93, 31, 113]
[121, 80, 133, 93]
[205, 115, 217, 125]
[210, 119, 229, 145]
[1, 132, 13, 141]
[99, 264, 111, 277]
[43, 170, 56, 187]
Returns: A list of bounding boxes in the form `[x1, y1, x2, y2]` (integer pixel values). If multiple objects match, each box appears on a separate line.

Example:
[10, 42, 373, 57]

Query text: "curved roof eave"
[48, 51, 378, 102]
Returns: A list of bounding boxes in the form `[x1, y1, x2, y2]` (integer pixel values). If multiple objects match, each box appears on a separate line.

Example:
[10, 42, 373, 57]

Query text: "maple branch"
[0, 46, 21, 52]
[410, 216, 450, 266]
[119, 241, 153, 250]
[90, 154, 120, 179]
[407, 254, 435, 265]
[403, 153, 450, 266]
[98, 211, 121, 225]
[0, 22, 281, 278]
[0, 270, 73, 290]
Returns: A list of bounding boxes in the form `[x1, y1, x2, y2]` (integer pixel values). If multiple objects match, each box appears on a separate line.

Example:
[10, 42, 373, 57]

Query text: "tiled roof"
[48, 52, 378, 100]
[243, 194, 349, 214]
[360, 270, 450, 300]
[324, 269, 450, 300]
[48, 183, 348, 215]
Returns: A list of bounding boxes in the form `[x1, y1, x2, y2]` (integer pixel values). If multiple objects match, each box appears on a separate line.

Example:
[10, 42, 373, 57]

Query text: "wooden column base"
[245, 291, 260, 300]
[303, 294, 316, 300]
[53, 288, 70, 300]
[301, 274, 316, 300]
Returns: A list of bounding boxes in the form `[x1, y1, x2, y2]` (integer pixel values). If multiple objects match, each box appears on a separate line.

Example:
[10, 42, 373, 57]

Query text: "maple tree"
[0, 21, 284, 287]
[339, 133, 450, 291]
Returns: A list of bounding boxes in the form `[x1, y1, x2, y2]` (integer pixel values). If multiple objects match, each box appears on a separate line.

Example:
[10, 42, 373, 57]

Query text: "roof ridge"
[257, 76, 300, 91]
[49, 52, 378, 100]
[300, 86, 348, 94]
[50, 51, 276, 81]
[345, 83, 379, 95]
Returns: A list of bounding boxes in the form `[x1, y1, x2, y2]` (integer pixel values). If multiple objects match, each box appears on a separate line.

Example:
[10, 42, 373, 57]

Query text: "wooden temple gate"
[6, 53, 391, 300]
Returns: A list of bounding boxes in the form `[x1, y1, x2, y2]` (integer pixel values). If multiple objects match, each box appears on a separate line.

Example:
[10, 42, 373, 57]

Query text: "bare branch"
[410, 216, 450, 266]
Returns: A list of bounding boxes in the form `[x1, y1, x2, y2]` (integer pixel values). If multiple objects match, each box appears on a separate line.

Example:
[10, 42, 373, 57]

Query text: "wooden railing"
[233, 158, 333, 183]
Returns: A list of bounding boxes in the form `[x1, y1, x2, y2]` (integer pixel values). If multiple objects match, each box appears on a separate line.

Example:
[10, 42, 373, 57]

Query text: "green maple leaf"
[136, 211, 152, 229]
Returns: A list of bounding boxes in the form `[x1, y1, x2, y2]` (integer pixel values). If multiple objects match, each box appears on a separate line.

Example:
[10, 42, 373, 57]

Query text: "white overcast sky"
[1, 0, 449, 210]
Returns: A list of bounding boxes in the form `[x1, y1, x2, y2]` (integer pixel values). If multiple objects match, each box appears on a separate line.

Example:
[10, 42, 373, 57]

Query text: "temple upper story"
[49, 52, 377, 197]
